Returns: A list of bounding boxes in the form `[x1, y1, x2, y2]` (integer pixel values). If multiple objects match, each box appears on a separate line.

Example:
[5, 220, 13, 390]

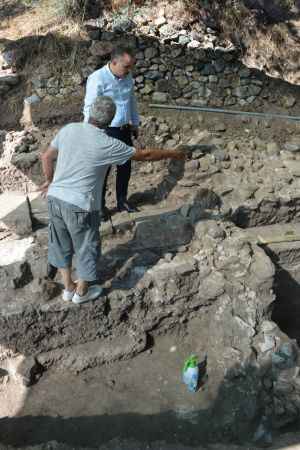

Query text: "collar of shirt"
[105, 64, 130, 83]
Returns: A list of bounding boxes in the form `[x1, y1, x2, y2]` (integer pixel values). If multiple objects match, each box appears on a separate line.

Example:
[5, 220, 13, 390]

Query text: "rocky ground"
[1, 108, 300, 448]
[3, 434, 300, 450]
[0, 322, 300, 450]
[1, 2, 300, 449]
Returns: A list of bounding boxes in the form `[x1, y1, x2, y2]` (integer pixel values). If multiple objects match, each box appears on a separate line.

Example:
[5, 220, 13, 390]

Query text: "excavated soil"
[2, 109, 300, 449]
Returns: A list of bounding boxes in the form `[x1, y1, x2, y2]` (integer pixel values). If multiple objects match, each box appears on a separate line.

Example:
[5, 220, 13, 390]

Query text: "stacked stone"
[22, 22, 298, 109]
[29, 33, 268, 108]
[0, 11, 298, 109]
[31, 72, 82, 102]
[0, 45, 20, 97]
[133, 41, 266, 107]
[253, 322, 300, 430]
[0, 70, 20, 96]
[0, 129, 41, 191]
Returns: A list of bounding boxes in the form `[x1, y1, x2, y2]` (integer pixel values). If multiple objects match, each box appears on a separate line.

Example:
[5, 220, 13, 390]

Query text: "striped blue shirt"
[83, 64, 140, 127]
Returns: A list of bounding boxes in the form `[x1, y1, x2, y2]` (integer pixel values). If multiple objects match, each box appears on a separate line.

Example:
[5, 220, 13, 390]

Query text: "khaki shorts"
[48, 196, 100, 281]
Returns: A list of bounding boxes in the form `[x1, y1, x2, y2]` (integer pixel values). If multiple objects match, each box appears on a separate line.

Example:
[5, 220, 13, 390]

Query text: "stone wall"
[1, 27, 300, 129]
[26, 31, 299, 114]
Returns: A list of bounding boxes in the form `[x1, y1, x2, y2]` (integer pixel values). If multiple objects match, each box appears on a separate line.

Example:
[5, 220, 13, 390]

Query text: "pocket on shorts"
[48, 199, 62, 219]
[75, 211, 91, 227]
[48, 221, 54, 243]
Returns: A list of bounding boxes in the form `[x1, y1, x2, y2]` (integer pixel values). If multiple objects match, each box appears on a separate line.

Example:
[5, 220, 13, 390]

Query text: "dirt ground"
[1, 112, 300, 449]
[0, 319, 300, 450]
[0, 319, 213, 448]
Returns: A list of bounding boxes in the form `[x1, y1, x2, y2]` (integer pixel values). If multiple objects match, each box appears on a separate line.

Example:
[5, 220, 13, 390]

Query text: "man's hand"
[174, 143, 193, 154]
[40, 146, 58, 188]
[167, 150, 186, 160]
[38, 181, 51, 198]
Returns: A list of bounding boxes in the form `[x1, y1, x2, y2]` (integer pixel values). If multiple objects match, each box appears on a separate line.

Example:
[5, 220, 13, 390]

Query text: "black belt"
[110, 124, 131, 130]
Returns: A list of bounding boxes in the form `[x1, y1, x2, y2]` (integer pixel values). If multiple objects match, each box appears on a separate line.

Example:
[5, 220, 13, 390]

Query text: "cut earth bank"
[1, 108, 300, 447]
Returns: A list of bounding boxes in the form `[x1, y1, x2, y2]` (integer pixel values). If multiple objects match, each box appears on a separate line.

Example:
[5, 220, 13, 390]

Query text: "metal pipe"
[149, 104, 300, 122]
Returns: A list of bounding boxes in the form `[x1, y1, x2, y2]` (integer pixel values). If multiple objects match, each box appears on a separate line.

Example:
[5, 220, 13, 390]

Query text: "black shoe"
[47, 263, 58, 280]
[117, 201, 139, 213]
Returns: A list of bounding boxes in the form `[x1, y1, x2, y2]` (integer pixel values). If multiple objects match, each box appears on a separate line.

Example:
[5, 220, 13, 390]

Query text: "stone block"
[144, 47, 158, 59]
[233, 86, 248, 98]
[0, 192, 38, 236]
[20, 92, 84, 127]
[134, 211, 193, 249]
[187, 40, 201, 49]
[0, 72, 19, 86]
[284, 141, 300, 153]
[89, 40, 113, 57]
[239, 67, 251, 77]
[0, 236, 34, 267]
[248, 84, 262, 96]
[112, 18, 136, 33]
[30, 195, 48, 226]
[152, 92, 168, 103]
[283, 160, 300, 177]
[281, 95, 296, 108]
[84, 24, 101, 40]
[17, 356, 44, 387]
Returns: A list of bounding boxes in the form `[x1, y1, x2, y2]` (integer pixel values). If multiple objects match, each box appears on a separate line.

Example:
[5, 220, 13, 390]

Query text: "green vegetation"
[278, 0, 296, 10]
[56, 0, 90, 19]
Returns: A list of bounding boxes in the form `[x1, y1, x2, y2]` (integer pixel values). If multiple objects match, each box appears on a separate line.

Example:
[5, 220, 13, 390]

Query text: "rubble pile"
[0, 127, 41, 192]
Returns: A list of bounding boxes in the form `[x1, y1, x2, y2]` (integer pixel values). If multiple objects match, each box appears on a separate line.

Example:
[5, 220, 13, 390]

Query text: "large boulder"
[0, 192, 34, 237]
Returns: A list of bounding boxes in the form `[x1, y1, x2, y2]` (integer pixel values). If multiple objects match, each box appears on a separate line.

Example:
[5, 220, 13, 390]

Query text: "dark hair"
[110, 44, 136, 60]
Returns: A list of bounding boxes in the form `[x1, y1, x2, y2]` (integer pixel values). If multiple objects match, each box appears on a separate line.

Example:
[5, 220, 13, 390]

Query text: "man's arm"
[107, 139, 186, 168]
[39, 146, 58, 195]
[130, 87, 140, 128]
[132, 148, 185, 161]
[83, 73, 103, 122]
[129, 83, 140, 139]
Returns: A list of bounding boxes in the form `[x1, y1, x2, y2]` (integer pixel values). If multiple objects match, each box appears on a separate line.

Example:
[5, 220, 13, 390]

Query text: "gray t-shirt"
[47, 122, 135, 211]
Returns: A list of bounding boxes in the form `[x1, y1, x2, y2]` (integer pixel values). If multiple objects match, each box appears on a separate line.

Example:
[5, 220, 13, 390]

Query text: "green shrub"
[58, 0, 90, 19]
[21, 0, 36, 7]
[277, 0, 296, 10]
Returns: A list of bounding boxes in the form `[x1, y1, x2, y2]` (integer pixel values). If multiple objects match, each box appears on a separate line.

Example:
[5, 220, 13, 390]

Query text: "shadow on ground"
[272, 266, 300, 346]
[99, 186, 221, 288]
[243, 0, 300, 23]
[1, 184, 300, 447]
[0, 358, 300, 448]
[0, 0, 27, 21]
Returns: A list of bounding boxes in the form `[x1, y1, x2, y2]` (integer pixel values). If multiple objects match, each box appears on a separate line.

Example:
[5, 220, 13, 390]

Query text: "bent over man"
[41, 96, 184, 305]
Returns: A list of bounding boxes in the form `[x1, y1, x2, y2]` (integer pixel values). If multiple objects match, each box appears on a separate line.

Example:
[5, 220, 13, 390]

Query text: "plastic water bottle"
[182, 355, 199, 392]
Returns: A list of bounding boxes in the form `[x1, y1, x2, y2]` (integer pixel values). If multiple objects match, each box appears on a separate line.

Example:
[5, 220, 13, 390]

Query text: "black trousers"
[102, 126, 133, 209]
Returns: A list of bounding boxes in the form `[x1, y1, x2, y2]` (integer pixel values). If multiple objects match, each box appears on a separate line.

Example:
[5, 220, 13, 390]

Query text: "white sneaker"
[62, 289, 75, 301]
[72, 285, 103, 304]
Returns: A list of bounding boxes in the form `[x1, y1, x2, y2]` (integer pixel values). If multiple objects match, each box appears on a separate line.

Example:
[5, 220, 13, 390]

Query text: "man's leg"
[76, 279, 89, 296]
[60, 267, 76, 293]
[116, 127, 136, 210]
[61, 267, 88, 298]
[48, 197, 75, 298]
[67, 206, 102, 304]
[106, 126, 137, 212]
[116, 159, 132, 207]
[101, 165, 111, 212]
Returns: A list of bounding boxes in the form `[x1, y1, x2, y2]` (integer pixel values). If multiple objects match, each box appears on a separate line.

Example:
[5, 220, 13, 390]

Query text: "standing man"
[40, 96, 185, 304]
[84, 44, 140, 215]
